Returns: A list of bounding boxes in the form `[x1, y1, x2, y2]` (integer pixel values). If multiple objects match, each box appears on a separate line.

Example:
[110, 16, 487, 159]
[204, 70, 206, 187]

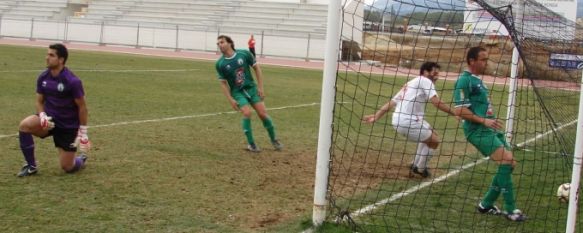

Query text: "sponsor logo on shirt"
[235, 68, 245, 87]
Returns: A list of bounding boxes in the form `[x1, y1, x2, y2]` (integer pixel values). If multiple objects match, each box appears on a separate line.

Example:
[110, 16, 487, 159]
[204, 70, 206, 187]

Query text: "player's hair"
[466, 46, 486, 65]
[419, 62, 441, 75]
[217, 35, 235, 50]
[49, 43, 68, 65]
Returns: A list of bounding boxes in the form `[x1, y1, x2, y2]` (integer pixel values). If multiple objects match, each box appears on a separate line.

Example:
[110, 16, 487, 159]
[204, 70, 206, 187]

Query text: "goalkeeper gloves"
[39, 112, 55, 130]
[71, 125, 91, 153]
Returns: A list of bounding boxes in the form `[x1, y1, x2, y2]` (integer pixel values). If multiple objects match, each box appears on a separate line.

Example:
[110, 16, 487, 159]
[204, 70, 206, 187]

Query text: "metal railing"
[0, 16, 326, 60]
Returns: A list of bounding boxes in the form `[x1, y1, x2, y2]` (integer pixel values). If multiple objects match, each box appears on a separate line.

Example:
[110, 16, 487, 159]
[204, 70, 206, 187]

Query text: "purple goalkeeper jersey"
[36, 67, 84, 129]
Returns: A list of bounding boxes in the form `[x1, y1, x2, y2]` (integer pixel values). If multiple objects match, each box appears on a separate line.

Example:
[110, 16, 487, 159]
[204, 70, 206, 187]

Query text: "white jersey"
[391, 76, 438, 123]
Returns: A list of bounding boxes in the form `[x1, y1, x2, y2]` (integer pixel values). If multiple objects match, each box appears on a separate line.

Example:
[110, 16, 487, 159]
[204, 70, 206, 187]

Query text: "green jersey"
[215, 49, 256, 93]
[453, 71, 496, 133]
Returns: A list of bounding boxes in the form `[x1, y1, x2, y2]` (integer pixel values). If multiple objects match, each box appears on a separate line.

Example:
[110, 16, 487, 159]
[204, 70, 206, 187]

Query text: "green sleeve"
[215, 60, 225, 80]
[243, 50, 256, 66]
[453, 76, 471, 108]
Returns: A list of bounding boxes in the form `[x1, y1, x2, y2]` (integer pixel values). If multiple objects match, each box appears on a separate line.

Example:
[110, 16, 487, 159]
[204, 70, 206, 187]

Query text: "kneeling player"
[17, 43, 91, 177]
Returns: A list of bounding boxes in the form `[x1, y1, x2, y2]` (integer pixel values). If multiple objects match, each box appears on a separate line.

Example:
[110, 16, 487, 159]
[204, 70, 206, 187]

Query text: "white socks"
[414, 143, 434, 170]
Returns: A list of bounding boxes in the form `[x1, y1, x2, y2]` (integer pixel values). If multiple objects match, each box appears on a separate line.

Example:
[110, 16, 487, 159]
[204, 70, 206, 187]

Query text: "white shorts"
[392, 118, 433, 142]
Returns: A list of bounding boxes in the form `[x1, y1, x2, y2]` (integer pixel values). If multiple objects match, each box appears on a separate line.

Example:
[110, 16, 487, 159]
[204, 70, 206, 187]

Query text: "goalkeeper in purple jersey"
[215, 35, 282, 152]
[17, 43, 91, 177]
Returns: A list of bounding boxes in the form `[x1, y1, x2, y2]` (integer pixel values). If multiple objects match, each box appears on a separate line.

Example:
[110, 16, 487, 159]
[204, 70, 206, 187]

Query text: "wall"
[0, 17, 326, 60]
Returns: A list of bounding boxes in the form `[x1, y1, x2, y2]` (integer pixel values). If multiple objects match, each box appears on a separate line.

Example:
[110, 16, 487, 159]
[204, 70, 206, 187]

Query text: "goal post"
[310, 0, 582, 232]
[312, 0, 342, 226]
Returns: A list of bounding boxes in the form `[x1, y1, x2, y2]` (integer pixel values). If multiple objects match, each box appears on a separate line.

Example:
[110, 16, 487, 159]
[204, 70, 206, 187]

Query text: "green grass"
[0, 44, 323, 233]
[321, 65, 580, 232]
[0, 44, 579, 233]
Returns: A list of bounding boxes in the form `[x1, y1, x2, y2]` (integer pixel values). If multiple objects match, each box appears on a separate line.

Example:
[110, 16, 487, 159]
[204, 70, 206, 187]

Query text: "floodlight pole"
[566, 70, 583, 233]
[505, 47, 519, 143]
[312, 0, 341, 227]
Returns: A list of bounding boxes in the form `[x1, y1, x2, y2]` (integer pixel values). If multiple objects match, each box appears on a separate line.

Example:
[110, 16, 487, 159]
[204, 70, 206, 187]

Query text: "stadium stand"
[68, 0, 327, 36]
[0, 0, 68, 20]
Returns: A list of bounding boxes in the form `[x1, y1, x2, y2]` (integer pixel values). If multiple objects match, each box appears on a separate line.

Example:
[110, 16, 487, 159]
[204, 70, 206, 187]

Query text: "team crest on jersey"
[57, 83, 64, 92]
[237, 58, 244, 65]
[42, 81, 47, 87]
[226, 64, 231, 70]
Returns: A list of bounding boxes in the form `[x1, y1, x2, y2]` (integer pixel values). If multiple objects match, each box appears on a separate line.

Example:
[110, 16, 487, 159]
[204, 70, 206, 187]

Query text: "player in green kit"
[215, 35, 282, 152]
[453, 46, 526, 222]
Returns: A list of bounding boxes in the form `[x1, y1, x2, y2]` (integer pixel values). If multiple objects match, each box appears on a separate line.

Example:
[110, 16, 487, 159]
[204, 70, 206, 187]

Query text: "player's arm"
[35, 93, 45, 113]
[452, 78, 502, 129]
[454, 107, 502, 130]
[220, 80, 239, 110]
[362, 99, 397, 123]
[430, 96, 456, 116]
[72, 94, 92, 153]
[36, 93, 55, 130]
[75, 97, 88, 126]
[252, 63, 264, 99]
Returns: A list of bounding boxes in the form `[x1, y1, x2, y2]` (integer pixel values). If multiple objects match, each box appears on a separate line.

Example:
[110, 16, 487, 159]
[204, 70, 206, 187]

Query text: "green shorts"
[466, 127, 510, 157]
[232, 87, 261, 107]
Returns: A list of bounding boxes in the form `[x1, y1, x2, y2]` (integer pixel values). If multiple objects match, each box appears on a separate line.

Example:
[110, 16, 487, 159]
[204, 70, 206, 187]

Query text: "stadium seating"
[0, 0, 68, 20]
[71, 0, 327, 36]
[0, 0, 328, 41]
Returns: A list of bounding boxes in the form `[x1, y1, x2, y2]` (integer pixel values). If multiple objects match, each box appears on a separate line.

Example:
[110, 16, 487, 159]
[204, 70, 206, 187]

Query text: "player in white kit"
[363, 62, 457, 177]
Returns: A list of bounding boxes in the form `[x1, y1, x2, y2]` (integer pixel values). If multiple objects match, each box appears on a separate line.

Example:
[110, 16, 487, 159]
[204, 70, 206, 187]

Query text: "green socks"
[480, 174, 501, 208]
[481, 164, 516, 212]
[242, 118, 254, 145]
[497, 164, 517, 212]
[261, 117, 276, 142]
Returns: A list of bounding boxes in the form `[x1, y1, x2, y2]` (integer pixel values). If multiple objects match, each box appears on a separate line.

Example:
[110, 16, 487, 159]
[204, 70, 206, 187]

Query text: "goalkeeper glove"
[39, 112, 55, 130]
[71, 125, 91, 153]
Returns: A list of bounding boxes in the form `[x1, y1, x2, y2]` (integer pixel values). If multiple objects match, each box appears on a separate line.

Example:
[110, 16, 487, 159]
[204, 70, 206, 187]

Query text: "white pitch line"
[0, 102, 320, 139]
[0, 69, 199, 73]
[349, 119, 579, 218]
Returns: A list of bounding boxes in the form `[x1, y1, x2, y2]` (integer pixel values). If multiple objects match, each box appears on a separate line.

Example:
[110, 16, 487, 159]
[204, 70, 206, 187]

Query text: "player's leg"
[415, 129, 439, 176]
[488, 134, 525, 221]
[234, 92, 259, 152]
[55, 128, 86, 173]
[249, 90, 282, 150]
[467, 130, 503, 214]
[241, 104, 260, 152]
[396, 120, 434, 177]
[17, 115, 50, 177]
[470, 130, 524, 220]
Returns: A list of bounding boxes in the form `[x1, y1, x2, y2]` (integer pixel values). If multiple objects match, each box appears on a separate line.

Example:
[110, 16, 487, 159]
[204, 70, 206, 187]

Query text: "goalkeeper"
[16, 43, 91, 177]
[363, 62, 456, 178]
[453, 46, 526, 221]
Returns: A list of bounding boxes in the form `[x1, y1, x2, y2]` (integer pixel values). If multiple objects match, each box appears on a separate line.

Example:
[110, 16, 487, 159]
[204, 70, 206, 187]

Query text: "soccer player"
[17, 43, 91, 177]
[453, 46, 526, 221]
[363, 62, 456, 177]
[215, 35, 282, 152]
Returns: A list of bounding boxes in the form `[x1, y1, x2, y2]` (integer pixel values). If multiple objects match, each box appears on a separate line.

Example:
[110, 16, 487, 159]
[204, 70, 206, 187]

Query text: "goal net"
[324, 0, 581, 231]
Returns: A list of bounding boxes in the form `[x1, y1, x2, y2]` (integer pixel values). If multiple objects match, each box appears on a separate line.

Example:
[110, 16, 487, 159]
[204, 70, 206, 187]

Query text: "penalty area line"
[0, 102, 323, 139]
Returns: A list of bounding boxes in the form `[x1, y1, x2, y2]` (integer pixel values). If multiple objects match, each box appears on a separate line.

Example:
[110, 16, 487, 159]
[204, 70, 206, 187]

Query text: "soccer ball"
[557, 183, 571, 203]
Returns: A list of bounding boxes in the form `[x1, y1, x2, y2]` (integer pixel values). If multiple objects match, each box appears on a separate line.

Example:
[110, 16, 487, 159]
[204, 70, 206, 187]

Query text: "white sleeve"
[421, 78, 438, 99]
[391, 88, 405, 102]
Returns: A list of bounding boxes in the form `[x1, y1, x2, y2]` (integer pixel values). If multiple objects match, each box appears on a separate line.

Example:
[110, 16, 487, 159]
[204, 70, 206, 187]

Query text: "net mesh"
[327, 0, 581, 231]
